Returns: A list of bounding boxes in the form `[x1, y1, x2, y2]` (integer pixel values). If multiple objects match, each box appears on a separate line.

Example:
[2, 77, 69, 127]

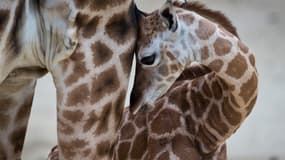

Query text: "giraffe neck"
[168, 9, 258, 154]
[49, 0, 137, 159]
[0, 77, 36, 159]
[176, 10, 257, 108]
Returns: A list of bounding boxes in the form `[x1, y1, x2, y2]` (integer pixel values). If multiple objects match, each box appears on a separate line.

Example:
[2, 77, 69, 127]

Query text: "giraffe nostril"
[140, 54, 156, 65]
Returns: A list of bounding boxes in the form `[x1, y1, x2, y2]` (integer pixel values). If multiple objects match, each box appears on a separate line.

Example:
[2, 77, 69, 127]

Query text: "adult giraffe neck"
[49, 0, 138, 159]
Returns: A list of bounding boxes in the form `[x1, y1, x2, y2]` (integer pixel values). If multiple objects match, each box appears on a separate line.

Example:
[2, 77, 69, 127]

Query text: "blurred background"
[22, 0, 285, 159]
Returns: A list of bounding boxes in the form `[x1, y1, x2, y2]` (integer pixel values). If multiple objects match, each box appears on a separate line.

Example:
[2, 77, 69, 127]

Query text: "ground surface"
[22, 0, 285, 159]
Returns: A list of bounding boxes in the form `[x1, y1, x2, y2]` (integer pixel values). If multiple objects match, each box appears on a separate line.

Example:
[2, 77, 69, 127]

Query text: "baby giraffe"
[114, 1, 258, 160]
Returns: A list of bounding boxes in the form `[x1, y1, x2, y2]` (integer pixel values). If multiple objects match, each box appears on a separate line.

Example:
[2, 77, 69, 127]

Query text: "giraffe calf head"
[130, 2, 188, 114]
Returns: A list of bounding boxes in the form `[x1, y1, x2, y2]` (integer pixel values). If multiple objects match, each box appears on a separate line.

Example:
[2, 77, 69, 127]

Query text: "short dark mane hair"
[173, 1, 239, 38]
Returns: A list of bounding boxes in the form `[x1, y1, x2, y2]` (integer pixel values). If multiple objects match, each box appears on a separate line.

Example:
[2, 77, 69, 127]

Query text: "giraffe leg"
[0, 77, 36, 160]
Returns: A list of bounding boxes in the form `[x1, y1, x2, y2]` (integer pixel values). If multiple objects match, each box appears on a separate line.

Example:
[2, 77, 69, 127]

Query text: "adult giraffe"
[0, 0, 137, 159]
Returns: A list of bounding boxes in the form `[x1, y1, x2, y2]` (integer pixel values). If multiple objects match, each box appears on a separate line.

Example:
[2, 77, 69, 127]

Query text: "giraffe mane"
[173, 1, 239, 38]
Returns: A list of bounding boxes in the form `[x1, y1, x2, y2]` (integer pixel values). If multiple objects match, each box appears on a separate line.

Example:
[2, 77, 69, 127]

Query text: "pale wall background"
[22, 0, 285, 159]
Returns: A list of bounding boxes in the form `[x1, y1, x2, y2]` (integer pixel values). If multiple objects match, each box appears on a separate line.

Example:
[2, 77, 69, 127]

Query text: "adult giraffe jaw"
[0, 0, 78, 84]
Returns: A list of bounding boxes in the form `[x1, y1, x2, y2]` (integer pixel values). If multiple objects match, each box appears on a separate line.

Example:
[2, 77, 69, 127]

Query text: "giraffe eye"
[140, 53, 156, 65]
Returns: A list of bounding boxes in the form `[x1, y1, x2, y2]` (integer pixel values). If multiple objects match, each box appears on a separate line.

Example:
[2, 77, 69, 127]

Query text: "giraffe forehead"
[138, 12, 168, 47]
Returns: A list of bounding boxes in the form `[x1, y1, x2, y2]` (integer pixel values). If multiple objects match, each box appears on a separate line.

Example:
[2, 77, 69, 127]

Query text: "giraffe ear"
[159, 1, 178, 32]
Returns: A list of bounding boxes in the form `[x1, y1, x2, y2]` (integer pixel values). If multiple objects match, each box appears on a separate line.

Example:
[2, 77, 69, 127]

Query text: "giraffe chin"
[130, 89, 159, 115]
[129, 91, 144, 114]
[130, 101, 154, 115]
[129, 90, 152, 114]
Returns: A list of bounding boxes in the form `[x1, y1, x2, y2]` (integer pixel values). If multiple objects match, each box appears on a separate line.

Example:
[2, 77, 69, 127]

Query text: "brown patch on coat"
[114, 90, 126, 130]
[91, 66, 120, 104]
[73, 0, 88, 9]
[0, 9, 10, 39]
[134, 112, 146, 128]
[58, 118, 74, 135]
[170, 64, 179, 73]
[83, 111, 98, 132]
[59, 141, 76, 159]
[97, 141, 111, 157]
[105, 8, 136, 44]
[64, 52, 89, 86]
[0, 113, 10, 130]
[245, 96, 257, 117]
[226, 53, 247, 79]
[151, 109, 181, 134]
[59, 139, 89, 159]
[15, 95, 33, 122]
[195, 19, 216, 40]
[72, 139, 89, 148]
[166, 51, 177, 61]
[222, 97, 242, 126]
[186, 115, 196, 134]
[239, 73, 258, 103]
[211, 80, 223, 100]
[94, 103, 112, 135]
[63, 110, 84, 123]
[0, 142, 7, 160]
[168, 83, 190, 112]
[66, 84, 90, 107]
[75, 13, 90, 27]
[0, 98, 14, 111]
[117, 142, 131, 160]
[202, 80, 213, 98]
[92, 41, 113, 66]
[201, 46, 209, 60]
[196, 126, 219, 153]
[213, 38, 232, 56]
[147, 137, 167, 159]
[177, 65, 211, 81]
[208, 59, 224, 72]
[172, 134, 200, 160]
[173, 1, 239, 37]
[191, 89, 210, 118]
[207, 104, 229, 137]
[130, 129, 147, 159]
[9, 127, 27, 154]
[0, 98, 14, 119]
[120, 48, 134, 75]
[81, 16, 100, 38]
[120, 123, 135, 140]
[158, 64, 169, 76]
